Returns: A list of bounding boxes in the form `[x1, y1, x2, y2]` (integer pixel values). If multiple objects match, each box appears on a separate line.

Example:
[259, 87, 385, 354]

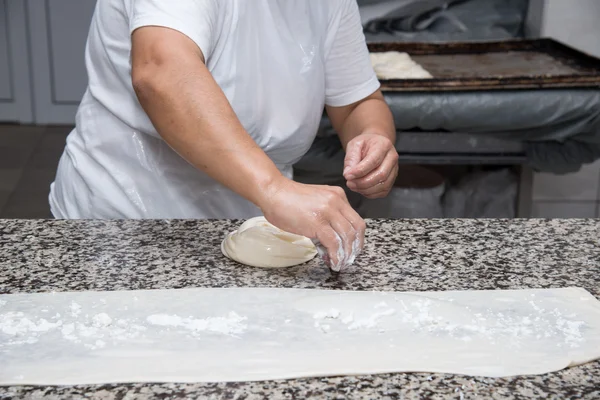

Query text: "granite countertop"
[1, 219, 599, 399]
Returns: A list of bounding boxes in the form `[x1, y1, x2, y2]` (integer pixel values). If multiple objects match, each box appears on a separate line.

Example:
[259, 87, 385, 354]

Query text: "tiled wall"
[530, 0, 600, 218]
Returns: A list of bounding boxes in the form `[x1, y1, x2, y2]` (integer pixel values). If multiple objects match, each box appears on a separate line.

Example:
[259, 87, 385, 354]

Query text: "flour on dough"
[221, 217, 317, 268]
[2, 287, 600, 384]
[370, 51, 433, 79]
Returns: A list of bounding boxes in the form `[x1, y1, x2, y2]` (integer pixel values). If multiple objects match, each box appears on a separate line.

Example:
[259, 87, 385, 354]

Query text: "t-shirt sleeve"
[324, 0, 380, 107]
[129, 0, 219, 61]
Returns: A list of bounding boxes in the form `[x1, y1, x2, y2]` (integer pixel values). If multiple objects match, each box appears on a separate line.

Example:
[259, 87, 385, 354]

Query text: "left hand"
[343, 133, 399, 199]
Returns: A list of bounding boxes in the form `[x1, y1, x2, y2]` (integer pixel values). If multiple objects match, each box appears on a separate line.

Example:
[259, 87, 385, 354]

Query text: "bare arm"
[131, 26, 364, 269]
[131, 26, 283, 209]
[326, 90, 398, 199]
[326, 90, 395, 150]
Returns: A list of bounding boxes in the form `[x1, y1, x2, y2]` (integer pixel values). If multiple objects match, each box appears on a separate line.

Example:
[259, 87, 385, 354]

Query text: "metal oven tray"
[368, 39, 600, 92]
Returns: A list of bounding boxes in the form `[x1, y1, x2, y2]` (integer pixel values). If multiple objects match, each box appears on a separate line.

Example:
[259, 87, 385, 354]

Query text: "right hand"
[260, 178, 366, 271]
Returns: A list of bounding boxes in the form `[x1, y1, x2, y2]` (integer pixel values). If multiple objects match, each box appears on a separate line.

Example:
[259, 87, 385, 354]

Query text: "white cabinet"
[0, 4, 10, 99]
[0, 0, 33, 123]
[27, 0, 96, 124]
[0, 0, 95, 124]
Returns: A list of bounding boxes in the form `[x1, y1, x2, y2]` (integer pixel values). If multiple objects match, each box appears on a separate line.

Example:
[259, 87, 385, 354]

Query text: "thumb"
[344, 140, 364, 178]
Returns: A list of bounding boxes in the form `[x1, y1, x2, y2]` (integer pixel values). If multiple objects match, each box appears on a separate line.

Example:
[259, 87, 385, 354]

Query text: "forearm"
[328, 91, 396, 150]
[132, 35, 283, 210]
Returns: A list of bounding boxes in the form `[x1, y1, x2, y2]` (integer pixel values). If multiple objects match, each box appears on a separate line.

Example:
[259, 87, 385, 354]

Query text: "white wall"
[541, 0, 600, 57]
[529, 0, 600, 217]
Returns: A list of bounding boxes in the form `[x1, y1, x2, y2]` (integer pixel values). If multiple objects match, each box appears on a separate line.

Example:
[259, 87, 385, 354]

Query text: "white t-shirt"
[50, 0, 380, 219]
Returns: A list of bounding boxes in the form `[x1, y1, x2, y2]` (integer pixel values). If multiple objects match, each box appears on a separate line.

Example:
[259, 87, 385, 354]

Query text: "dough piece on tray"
[221, 217, 317, 268]
[370, 51, 433, 79]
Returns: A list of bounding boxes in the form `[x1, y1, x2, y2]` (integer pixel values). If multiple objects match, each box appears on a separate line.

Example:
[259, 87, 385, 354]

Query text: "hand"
[343, 133, 399, 199]
[260, 178, 366, 271]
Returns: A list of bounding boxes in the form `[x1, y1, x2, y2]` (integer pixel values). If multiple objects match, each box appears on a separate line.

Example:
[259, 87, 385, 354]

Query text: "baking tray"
[368, 38, 600, 92]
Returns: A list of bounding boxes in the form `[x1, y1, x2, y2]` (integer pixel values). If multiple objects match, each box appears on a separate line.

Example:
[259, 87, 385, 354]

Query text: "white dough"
[221, 217, 317, 268]
[1, 287, 600, 385]
[370, 51, 433, 79]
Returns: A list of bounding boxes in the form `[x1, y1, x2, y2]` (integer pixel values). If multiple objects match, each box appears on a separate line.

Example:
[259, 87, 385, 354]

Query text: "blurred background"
[0, 0, 599, 219]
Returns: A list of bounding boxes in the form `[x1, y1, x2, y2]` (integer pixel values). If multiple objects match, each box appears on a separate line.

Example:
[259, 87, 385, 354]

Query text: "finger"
[340, 205, 366, 255]
[311, 239, 330, 266]
[329, 212, 356, 267]
[343, 140, 364, 177]
[315, 224, 344, 270]
[362, 173, 398, 199]
[327, 186, 357, 265]
[347, 151, 398, 191]
[345, 144, 387, 181]
[356, 163, 398, 197]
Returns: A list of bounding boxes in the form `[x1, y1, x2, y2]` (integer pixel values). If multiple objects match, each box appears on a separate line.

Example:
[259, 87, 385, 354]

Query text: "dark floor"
[0, 124, 72, 218]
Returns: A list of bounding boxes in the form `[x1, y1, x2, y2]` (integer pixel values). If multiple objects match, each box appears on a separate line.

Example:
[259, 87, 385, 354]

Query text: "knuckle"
[375, 170, 387, 182]
[315, 203, 329, 217]
[324, 189, 336, 199]
[357, 219, 367, 232]
[332, 186, 345, 197]
[323, 193, 339, 208]
[327, 191, 339, 202]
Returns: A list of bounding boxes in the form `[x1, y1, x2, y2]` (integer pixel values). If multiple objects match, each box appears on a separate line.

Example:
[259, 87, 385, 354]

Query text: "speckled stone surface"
[1, 219, 599, 399]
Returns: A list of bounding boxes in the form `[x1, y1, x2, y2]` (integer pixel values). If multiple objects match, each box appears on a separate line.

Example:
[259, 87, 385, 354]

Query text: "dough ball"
[370, 51, 433, 80]
[221, 217, 317, 268]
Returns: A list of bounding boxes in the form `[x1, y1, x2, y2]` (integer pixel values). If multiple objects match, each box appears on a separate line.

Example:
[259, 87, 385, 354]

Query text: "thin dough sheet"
[1, 287, 600, 385]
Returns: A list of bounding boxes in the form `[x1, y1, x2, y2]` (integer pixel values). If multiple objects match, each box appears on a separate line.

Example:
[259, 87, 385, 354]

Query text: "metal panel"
[395, 132, 525, 154]
[369, 39, 600, 91]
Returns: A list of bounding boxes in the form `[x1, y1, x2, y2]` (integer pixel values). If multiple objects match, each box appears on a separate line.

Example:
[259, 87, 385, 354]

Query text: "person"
[50, 0, 398, 269]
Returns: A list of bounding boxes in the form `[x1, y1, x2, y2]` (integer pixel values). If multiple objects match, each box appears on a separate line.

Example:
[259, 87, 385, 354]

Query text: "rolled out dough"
[221, 217, 317, 268]
[1, 287, 600, 385]
[370, 51, 433, 79]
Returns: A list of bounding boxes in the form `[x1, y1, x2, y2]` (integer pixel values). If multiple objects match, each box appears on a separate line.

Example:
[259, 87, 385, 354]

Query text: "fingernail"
[343, 167, 350, 175]
[346, 174, 355, 180]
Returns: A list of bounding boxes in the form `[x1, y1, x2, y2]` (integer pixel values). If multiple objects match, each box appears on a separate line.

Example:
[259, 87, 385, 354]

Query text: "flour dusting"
[313, 305, 396, 332]
[0, 305, 147, 350]
[389, 298, 587, 348]
[348, 308, 395, 330]
[146, 312, 247, 336]
[0, 291, 591, 354]
[313, 309, 340, 320]
[0, 311, 62, 346]
[69, 302, 82, 317]
[309, 297, 587, 348]
[92, 313, 112, 328]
